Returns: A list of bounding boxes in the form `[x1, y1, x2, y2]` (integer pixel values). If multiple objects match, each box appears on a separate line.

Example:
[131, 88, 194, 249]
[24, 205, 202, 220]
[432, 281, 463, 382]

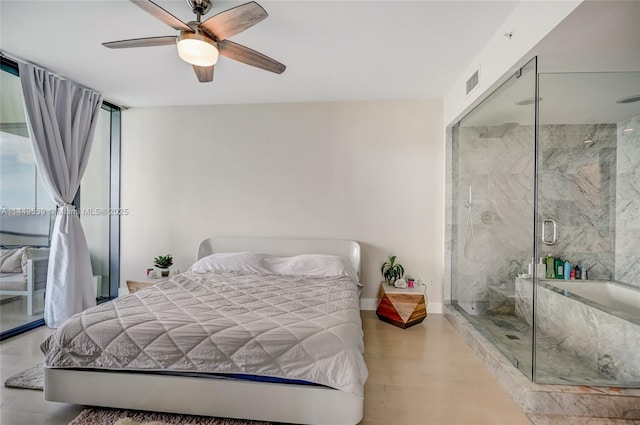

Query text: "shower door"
[534, 71, 640, 387]
[451, 58, 537, 380]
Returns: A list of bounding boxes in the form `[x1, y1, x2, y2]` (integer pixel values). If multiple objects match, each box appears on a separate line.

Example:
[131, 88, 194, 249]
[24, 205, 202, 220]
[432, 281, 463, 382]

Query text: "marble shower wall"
[453, 125, 534, 315]
[615, 116, 640, 287]
[453, 124, 617, 314]
[538, 124, 617, 280]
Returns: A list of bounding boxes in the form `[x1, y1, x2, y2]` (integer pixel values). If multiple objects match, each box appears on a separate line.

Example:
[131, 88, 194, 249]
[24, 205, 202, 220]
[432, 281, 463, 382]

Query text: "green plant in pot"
[154, 254, 173, 277]
[381, 255, 404, 285]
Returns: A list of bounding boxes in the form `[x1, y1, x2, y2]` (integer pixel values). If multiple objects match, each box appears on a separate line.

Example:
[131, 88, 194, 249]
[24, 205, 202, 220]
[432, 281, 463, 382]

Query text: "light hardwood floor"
[0, 312, 531, 425]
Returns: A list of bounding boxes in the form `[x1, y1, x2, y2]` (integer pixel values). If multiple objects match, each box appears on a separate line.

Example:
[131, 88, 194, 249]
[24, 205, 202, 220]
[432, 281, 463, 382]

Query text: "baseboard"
[360, 298, 376, 310]
[360, 298, 442, 314]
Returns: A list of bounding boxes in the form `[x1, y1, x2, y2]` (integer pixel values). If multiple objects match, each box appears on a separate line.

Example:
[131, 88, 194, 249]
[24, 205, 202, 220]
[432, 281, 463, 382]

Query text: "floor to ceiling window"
[0, 57, 121, 339]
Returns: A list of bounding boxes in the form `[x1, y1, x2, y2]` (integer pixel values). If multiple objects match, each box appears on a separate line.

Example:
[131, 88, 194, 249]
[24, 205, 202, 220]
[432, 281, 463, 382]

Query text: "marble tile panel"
[525, 390, 611, 417]
[539, 173, 573, 201]
[561, 124, 617, 148]
[614, 255, 640, 288]
[510, 125, 536, 148]
[617, 144, 640, 175]
[538, 125, 565, 149]
[570, 200, 610, 227]
[528, 414, 640, 424]
[493, 148, 536, 175]
[488, 173, 534, 201]
[616, 228, 640, 254]
[458, 126, 483, 143]
[541, 146, 615, 176]
[457, 174, 488, 201]
[538, 199, 573, 226]
[609, 396, 640, 420]
[616, 172, 640, 201]
[571, 159, 615, 203]
[597, 316, 640, 383]
[580, 253, 615, 280]
[458, 147, 494, 175]
[616, 200, 640, 230]
[515, 278, 534, 324]
[563, 226, 614, 254]
[490, 198, 534, 228]
[535, 286, 599, 365]
[618, 117, 639, 137]
[455, 199, 489, 233]
[615, 119, 640, 286]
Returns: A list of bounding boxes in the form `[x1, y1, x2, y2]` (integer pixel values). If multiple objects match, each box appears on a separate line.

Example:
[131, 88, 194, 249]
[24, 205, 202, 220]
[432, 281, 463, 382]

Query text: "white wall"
[443, 0, 581, 127]
[121, 100, 444, 312]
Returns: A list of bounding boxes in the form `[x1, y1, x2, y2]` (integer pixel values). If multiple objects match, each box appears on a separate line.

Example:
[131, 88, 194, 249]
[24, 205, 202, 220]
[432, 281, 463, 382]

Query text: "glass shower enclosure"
[451, 58, 640, 387]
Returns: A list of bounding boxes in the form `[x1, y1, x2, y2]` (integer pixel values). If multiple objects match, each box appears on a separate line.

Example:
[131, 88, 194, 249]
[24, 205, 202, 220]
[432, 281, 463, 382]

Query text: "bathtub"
[546, 279, 640, 321]
[515, 277, 640, 385]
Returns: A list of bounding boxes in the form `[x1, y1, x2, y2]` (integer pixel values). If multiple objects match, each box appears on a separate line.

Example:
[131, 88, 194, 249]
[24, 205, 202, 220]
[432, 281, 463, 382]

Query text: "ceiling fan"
[103, 0, 286, 83]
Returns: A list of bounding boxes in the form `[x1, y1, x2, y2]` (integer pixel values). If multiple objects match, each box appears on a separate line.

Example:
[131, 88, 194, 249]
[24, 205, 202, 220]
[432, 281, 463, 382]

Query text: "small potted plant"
[381, 255, 404, 285]
[154, 254, 173, 277]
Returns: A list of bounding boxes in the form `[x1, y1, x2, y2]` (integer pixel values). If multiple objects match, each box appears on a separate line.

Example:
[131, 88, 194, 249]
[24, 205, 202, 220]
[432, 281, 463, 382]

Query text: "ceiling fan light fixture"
[177, 30, 219, 67]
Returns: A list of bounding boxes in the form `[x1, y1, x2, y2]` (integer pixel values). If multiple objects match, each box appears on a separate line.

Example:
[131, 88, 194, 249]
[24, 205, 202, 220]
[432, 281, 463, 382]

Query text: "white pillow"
[0, 248, 25, 273]
[189, 252, 271, 274]
[264, 254, 358, 280]
[189, 252, 358, 281]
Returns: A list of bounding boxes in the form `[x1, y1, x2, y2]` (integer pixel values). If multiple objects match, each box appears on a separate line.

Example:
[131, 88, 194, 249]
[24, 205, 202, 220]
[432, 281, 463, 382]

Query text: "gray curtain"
[19, 62, 103, 328]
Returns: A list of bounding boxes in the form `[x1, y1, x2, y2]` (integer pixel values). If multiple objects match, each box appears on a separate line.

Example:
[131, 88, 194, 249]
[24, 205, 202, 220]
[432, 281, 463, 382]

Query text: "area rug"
[3, 362, 43, 390]
[68, 408, 272, 425]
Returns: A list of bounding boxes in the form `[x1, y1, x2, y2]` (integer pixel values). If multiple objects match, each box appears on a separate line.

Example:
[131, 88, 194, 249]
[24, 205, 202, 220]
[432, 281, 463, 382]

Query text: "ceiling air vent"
[466, 69, 479, 95]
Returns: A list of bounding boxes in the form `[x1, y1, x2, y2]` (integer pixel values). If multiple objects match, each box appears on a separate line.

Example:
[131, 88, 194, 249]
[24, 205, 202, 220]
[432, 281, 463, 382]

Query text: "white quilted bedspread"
[41, 272, 368, 397]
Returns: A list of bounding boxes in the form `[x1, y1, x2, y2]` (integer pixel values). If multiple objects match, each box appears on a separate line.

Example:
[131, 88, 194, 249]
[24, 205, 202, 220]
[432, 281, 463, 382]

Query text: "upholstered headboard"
[197, 238, 361, 277]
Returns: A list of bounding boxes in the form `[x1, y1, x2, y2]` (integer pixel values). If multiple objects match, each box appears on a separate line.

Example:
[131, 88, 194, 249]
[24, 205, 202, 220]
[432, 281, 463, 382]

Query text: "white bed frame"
[44, 237, 364, 425]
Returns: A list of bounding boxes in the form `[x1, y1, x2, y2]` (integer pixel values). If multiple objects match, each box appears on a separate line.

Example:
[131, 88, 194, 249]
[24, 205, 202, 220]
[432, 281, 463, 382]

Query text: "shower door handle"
[542, 218, 557, 245]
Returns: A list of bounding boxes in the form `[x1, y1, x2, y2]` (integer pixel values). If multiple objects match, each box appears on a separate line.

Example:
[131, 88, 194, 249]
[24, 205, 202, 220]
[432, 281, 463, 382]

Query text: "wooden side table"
[376, 282, 427, 328]
[126, 276, 160, 294]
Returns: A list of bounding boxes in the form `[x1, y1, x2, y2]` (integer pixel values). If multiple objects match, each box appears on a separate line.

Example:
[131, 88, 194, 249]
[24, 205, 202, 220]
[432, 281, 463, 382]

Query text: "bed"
[42, 238, 367, 425]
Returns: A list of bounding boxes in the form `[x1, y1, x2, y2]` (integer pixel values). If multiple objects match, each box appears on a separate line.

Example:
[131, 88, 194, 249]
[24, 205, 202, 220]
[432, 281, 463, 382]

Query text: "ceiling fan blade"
[102, 36, 177, 49]
[193, 65, 214, 82]
[199, 2, 267, 41]
[218, 40, 285, 74]
[130, 0, 192, 32]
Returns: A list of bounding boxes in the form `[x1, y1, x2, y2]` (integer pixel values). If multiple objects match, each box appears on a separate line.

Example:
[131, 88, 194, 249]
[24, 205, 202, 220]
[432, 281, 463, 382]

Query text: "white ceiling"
[0, 1, 520, 107]
[460, 1, 640, 127]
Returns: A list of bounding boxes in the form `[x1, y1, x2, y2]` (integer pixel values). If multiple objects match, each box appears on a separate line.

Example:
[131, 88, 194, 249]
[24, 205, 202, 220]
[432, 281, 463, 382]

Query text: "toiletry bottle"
[555, 258, 564, 279]
[537, 258, 546, 279]
[570, 267, 576, 280]
[528, 258, 534, 276]
[575, 265, 582, 280]
[581, 264, 588, 280]
[545, 255, 555, 279]
[564, 260, 571, 280]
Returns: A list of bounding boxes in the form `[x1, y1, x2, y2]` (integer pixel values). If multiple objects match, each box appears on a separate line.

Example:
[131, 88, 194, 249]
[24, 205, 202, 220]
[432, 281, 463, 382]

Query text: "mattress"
[41, 271, 368, 397]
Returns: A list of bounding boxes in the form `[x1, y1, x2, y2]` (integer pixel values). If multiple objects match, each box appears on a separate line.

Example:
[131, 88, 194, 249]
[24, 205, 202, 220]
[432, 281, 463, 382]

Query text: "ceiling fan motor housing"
[187, 0, 212, 16]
